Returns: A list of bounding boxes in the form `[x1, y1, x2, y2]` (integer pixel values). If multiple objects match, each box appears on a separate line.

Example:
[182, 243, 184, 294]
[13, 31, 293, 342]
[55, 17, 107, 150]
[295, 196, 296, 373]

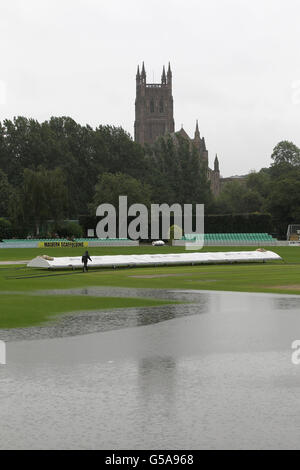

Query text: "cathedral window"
[150, 100, 154, 113]
[159, 99, 164, 113]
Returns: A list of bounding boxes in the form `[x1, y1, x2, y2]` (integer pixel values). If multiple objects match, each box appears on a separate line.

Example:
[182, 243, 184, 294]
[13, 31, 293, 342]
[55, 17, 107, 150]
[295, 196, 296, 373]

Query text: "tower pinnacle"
[194, 120, 200, 140]
[214, 154, 219, 172]
[161, 65, 166, 84]
[167, 62, 172, 86]
[141, 62, 146, 83]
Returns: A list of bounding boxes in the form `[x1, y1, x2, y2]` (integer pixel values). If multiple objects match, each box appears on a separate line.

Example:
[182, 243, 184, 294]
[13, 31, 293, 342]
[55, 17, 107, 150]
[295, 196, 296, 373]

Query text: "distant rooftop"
[223, 174, 247, 179]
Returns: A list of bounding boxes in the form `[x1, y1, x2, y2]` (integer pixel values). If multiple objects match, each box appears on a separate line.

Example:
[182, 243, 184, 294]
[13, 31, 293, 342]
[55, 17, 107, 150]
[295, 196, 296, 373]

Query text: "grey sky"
[0, 0, 299, 177]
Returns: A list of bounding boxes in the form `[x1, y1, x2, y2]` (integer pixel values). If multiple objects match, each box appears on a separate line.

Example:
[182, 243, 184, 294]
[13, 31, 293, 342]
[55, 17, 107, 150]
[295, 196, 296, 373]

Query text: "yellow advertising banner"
[38, 241, 88, 248]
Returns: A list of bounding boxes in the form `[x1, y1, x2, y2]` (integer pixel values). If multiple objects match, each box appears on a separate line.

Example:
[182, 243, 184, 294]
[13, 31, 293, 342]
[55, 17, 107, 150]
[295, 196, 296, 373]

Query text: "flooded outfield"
[0, 289, 300, 449]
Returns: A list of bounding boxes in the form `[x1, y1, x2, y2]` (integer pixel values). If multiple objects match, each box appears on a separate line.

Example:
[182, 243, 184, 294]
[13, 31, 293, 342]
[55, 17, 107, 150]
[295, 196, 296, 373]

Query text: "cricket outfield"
[1, 245, 300, 329]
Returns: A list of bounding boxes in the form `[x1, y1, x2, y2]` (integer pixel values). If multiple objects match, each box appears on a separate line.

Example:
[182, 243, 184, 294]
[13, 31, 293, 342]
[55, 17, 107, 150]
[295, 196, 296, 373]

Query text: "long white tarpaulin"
[27, 250, 281, 269]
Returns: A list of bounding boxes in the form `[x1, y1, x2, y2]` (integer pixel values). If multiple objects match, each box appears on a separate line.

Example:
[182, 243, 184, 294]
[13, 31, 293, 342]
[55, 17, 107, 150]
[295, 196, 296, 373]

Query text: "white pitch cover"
[27, 250, 281, 269]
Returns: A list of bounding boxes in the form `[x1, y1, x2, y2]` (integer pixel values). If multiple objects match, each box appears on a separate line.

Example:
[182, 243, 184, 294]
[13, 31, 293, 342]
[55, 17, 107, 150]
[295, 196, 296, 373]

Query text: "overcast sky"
[0, 0, 299, 177]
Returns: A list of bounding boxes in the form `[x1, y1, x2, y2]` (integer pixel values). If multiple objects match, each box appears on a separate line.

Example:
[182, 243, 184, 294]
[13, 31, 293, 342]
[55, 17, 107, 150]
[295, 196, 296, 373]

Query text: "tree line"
[213, 141, 300, 237]
[0, 116, 211, 236]
[0, 115, 299, 238]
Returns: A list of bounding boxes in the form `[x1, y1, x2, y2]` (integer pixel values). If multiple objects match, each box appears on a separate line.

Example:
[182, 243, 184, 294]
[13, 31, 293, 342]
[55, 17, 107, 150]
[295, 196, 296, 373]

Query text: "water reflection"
[1, 289, 300, 347]
[0, 289, 210, 342]
[272, 296, 300, 311]
[1, 290, 300, 449]
[138, 357, 177, 421]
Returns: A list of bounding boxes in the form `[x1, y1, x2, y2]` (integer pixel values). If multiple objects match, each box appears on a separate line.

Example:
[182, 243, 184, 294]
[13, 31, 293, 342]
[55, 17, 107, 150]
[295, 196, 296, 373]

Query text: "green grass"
[1, 245, 300, 329]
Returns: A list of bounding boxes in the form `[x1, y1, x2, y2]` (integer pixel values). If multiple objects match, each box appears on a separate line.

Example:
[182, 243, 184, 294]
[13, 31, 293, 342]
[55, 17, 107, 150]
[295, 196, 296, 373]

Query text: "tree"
[271, 141, 300, 167]
[91, 172, 151, 212]
[246, 169, 271, 199]
[22, 167, 67, 235]
[149, 136, 182, 204]
[242, 189, 264, 213]
[148, 135, 212, 207]
[214, 181, 247, 214]
[0, 218, 12, 239]
[0, 169, 12, 217]
[266, 170, 300, 222]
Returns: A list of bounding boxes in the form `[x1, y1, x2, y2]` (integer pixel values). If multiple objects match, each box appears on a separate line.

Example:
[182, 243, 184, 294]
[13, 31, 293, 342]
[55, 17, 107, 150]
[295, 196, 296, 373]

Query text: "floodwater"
[0, 289, 300, 449]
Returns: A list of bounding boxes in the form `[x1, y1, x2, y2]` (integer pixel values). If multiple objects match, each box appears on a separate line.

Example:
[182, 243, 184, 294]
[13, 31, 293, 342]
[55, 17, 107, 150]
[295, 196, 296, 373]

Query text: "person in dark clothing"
[82, 250, 92, 272]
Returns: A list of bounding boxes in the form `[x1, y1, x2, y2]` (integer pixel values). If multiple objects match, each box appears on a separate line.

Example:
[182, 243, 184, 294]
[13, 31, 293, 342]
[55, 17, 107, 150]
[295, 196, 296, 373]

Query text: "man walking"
[82, 250, 92, 272]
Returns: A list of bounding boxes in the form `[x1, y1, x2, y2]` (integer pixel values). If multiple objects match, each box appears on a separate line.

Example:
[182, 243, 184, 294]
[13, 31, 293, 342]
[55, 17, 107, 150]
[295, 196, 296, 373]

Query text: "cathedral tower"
[134, 62, 175, 145]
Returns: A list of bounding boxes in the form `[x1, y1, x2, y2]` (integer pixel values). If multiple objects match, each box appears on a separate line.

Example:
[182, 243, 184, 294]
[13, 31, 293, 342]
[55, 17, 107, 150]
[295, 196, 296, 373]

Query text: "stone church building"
[134, 62, 221, 196]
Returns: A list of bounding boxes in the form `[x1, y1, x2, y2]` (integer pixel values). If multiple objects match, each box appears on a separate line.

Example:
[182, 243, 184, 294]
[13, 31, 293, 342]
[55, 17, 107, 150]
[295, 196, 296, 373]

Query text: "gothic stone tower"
[134, 62, 175, 145]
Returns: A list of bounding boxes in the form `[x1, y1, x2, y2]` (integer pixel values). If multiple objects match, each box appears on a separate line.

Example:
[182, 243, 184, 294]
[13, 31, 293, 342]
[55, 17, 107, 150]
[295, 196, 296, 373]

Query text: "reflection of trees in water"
[135, 305, 177, 327]
[41, 288, 210, 331]
[75, 295, 209, 333]
[273, 297, 300, 311]
[133, 293, 210, 328]
[137, 356, 177, 420]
